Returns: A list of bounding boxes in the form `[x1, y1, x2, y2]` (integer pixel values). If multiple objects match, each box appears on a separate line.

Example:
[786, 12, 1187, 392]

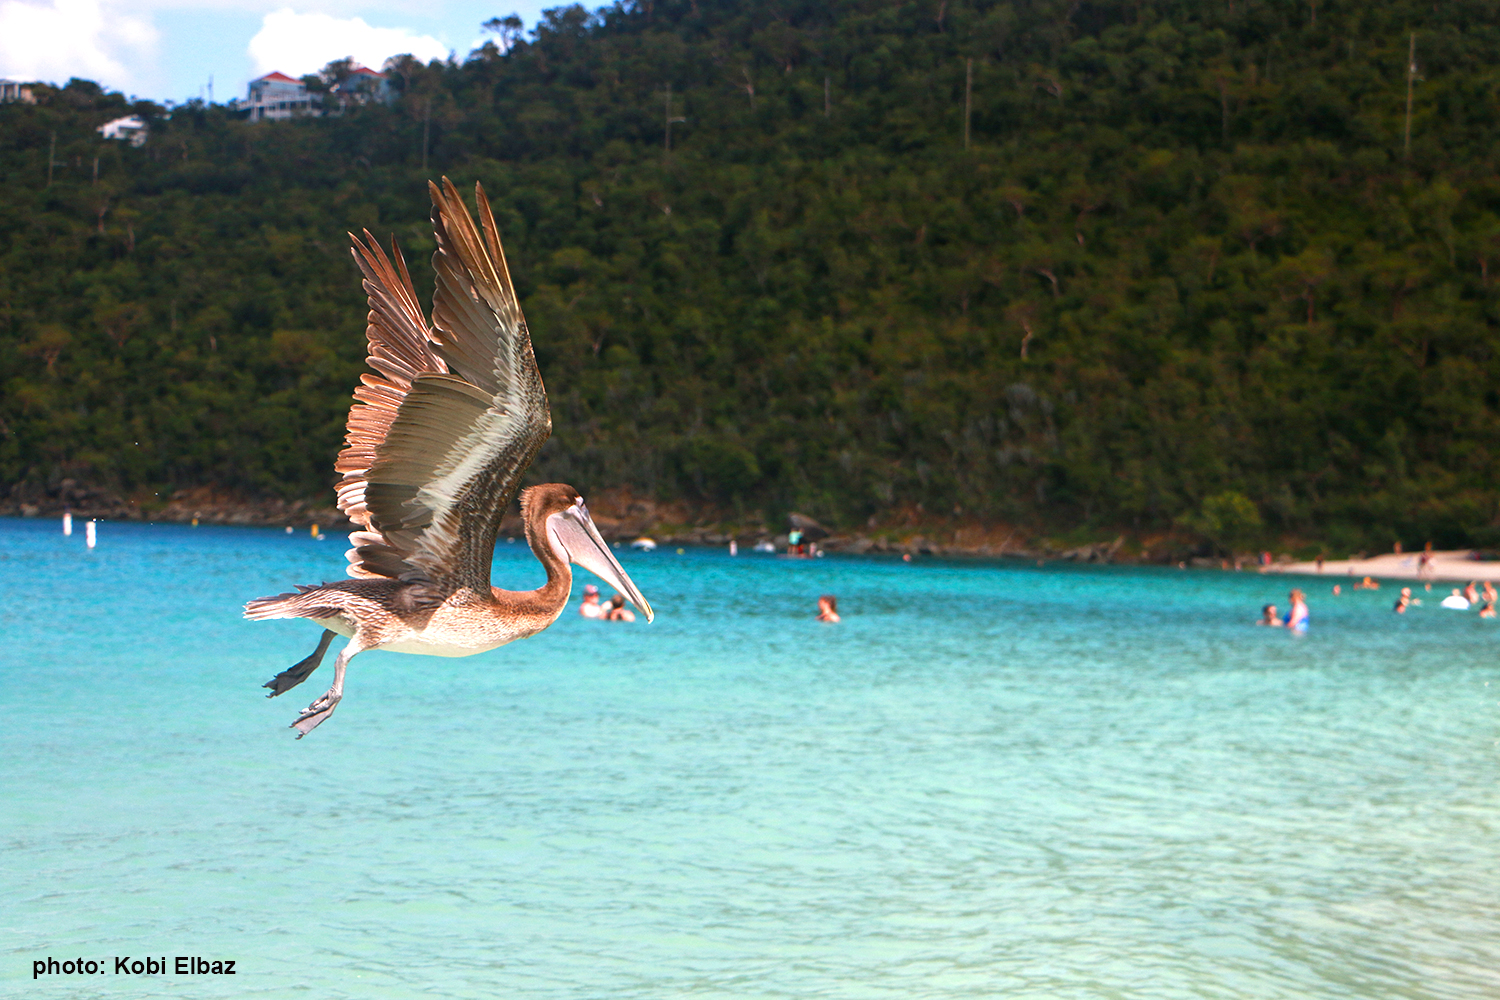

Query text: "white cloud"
[248, 7, 446, 78]
[0, 0, 158, 90]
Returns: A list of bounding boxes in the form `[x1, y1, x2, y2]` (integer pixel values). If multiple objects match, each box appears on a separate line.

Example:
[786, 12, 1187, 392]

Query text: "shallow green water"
[2, 517, 1498, 998]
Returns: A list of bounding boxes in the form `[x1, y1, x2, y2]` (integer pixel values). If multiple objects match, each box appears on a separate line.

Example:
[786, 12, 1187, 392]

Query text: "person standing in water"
[817, 595, 841, 623]
[579, 584, 605, 619]
[1285, 589, 1309, 631]
[1257, 604, 1283, 626]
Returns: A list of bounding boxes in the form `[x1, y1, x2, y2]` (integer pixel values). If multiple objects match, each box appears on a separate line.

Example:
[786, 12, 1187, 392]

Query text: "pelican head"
[525, 484, 654, 622]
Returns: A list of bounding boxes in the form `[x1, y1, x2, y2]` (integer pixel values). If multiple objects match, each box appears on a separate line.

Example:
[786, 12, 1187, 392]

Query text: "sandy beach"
[1265, 550, 1500, 582]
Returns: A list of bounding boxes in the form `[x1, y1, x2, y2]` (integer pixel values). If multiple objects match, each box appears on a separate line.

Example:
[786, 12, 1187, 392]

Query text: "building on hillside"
[97, 114, 148, 147]
[1, 80, 37, 104]
[331, 64, 394, 106]
[238, 71, 314, 121]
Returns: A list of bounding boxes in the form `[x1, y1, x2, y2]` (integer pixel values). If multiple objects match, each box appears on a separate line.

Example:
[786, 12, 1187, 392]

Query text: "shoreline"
[0, 490, 1140, 562]
[11, 485, 1491, 574]
[0, 484, 1125, 561]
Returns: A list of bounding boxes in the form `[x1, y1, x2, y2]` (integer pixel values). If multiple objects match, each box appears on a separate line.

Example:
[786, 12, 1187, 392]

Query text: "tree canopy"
[4, 0, 1500, 550]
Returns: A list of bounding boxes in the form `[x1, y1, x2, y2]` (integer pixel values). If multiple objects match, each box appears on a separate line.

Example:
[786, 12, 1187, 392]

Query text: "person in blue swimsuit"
[1284, 589, 1309, 631]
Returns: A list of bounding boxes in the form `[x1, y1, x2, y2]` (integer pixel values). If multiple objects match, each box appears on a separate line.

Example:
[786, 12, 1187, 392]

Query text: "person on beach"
[817, 595, 841, 623]
[1258, 604, 1282, 626]
[579, 584, 605, 619]
[605, 593, 636, 622]
[1419, 542, 1434, 580]
[1440, 589, 1470, 610]
[1285, 589, 1309, 631]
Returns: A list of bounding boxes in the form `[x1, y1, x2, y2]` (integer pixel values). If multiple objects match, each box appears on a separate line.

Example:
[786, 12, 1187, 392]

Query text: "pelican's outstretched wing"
[335, 230, 446, 580]
[337, 177, 551, 595]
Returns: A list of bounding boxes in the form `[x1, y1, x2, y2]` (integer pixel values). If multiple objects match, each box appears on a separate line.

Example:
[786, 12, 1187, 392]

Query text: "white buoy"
[285, 525, 293, 534]
[85, 519, 97, 549]
[729, 539, 738, 556]
[63, 511, 72, 536]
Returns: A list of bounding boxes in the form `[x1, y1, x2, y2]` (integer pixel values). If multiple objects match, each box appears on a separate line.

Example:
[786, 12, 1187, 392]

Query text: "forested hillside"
[4, 0, 1500, 550]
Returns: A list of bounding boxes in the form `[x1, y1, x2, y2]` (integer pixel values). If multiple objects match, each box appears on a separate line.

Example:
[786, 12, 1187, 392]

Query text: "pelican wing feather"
[335, 230, 446, 574]
[338, 177, 551, 595]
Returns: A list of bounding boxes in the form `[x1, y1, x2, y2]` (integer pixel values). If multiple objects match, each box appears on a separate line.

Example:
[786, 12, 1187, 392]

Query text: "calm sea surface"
[2, 517, 1497, 998]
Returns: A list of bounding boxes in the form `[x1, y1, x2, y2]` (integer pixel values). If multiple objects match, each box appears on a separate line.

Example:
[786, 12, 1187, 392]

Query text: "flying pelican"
[246, 178, 652, 737]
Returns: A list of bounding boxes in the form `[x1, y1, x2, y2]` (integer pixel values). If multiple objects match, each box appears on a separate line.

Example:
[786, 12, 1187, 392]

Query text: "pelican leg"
[263, 629, 336, 698]
[291, 640, 361, 738]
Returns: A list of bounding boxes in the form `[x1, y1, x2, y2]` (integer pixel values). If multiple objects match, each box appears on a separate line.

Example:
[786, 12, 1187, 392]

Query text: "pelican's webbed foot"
[263, 629, 335, 698]
[291, 689, 341, 738]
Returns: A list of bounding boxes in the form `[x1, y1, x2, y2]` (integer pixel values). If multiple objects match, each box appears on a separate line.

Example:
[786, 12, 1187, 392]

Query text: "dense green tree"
[4, 0, 1500, 548]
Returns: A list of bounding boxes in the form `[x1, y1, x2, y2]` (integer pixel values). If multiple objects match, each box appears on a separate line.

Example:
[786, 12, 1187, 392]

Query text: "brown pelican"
[245, 178, 652, 737]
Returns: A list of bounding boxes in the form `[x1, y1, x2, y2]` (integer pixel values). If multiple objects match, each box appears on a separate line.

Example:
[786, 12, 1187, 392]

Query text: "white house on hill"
[240, 72, 313, 121]
[98, 115, 148, 146]
[1, 80, 36, 104]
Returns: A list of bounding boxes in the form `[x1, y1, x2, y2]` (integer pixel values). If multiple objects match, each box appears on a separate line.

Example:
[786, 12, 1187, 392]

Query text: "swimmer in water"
[1464, 581, 1480, 605]
[605, 593, 636, 622]
[1482, 599, 1497, 619]
[1393, 586, 1421, 613]
[1258, 604, 1283, 626]
[817, 594, 841, 623]
[1440, 588, 1471, 610]
[579, 583, 605, 619]
[1285, 588, 1309, 630]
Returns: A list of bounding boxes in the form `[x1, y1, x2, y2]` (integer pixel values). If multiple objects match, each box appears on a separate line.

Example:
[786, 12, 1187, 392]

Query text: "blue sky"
[0, 1, 557, 104]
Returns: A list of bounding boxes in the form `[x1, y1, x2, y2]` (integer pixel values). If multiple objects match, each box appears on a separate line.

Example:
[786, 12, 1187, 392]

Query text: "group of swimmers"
[577, 584, 637, 622]
[1260, 578, 1500, 626]
[579, 584, 843, 624]
[1392, 579, 1497, 617]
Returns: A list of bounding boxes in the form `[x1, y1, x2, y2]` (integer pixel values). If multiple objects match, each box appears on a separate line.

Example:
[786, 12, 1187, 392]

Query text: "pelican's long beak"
[548, 501, 654, 622]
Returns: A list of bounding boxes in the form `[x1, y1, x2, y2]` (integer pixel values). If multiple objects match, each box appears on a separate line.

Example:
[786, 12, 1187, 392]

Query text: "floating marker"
[63, 511, 72, 536]
[285, 525, 293, 534]
[191, 517, 199, 527]
[729, 540, 738, 556]
[311, 524, 320, 539]
[85, 519, 96, 549]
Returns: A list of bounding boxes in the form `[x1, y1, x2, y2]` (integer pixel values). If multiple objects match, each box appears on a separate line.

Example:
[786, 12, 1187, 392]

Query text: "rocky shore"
[2, 481, 1201, 564]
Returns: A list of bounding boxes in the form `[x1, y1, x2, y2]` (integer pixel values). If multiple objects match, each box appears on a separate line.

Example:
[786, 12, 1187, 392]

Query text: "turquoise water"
[2, 517, 1498, 999]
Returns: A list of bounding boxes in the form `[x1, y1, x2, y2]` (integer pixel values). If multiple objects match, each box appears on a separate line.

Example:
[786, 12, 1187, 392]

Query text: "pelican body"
[246, 179, 652, 737]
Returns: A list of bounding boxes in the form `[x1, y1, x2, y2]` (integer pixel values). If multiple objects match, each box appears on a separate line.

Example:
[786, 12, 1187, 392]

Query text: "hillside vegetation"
[4, 0, 1500, 550]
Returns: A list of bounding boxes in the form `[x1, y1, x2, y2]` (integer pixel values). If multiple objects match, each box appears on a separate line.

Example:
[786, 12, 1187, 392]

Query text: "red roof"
[351, 66, 383, 76]
[259, 71, 299, 83]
